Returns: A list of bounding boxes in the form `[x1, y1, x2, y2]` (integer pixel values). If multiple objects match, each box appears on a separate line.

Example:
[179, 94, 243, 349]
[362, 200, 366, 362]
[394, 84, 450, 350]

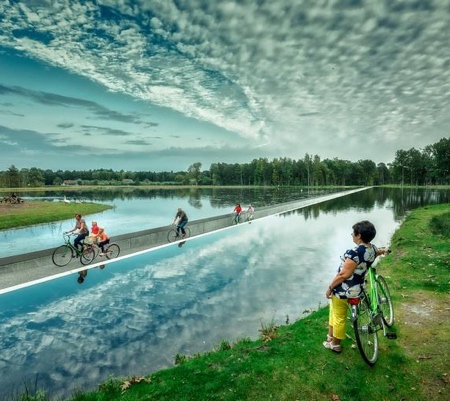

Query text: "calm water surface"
[0, 187, 336, 257]
[0, 187, 448, 398]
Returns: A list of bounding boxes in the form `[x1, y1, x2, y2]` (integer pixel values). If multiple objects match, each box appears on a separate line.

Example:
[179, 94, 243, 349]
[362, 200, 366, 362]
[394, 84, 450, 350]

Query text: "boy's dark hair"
[352, 220, 376, 243]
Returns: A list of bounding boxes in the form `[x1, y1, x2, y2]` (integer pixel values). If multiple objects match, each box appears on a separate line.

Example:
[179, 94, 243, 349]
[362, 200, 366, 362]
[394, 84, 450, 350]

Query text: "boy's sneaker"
[99, 253, 105, 257]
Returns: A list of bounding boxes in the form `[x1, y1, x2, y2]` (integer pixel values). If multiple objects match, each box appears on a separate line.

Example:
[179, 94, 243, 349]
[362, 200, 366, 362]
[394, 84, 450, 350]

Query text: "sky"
[0, 0, 449, 172]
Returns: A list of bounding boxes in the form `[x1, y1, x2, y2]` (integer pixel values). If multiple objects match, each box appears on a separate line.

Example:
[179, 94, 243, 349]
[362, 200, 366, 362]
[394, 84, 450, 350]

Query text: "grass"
[5, 203, 450, 400]
[0, 201, 112, 230]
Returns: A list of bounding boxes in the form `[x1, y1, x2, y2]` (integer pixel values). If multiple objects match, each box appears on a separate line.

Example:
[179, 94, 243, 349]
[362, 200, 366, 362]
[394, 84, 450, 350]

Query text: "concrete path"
[0, 188, 369, 293]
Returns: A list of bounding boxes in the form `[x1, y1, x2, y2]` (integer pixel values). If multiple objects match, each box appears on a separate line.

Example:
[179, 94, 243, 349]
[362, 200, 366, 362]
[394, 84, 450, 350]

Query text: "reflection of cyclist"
[172, 208, 188, 238]
[233, 203, 242, 224]
[77, 270, 88, 284]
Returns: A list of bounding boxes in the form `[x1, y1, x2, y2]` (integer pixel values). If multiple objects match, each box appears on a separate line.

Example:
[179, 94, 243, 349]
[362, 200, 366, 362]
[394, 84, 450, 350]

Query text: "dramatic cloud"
[0, 0, 448, 170]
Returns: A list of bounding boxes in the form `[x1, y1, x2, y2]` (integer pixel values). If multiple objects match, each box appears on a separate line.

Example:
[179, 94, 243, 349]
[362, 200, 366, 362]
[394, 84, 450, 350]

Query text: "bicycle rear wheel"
[353, 294, 379, 366]
[80, 247, 95, 265]
[183, 227, 191, 238]
[52, 245, 73, 267]
[105, 243, 120, 259]
[377, 275, 394, 327]
[167, 229, 180, 243]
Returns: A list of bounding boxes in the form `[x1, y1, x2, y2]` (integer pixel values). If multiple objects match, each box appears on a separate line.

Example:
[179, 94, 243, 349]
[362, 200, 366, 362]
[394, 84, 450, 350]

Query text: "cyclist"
[97, 228, 110, 256]
[233, 203, 242, 224]
[172, 207, 188, 239]
[245, 204, 254, 222]
[65, 213, 89, 251]
[323, 220, 389, 354]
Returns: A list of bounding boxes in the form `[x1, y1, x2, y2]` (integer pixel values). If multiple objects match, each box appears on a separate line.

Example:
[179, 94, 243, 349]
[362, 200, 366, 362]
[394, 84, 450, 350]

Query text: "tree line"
[1, 137, 448, 188]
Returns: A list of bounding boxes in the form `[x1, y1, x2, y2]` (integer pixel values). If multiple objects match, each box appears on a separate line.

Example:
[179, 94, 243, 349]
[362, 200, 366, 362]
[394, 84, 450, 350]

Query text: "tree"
[188, 162, 202, 185]
[431, 137, 450, 184]
[7, 165, 20, 188]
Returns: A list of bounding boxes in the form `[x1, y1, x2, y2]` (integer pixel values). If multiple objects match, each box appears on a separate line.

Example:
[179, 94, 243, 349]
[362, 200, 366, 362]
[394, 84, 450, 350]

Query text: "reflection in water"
[0, 188, 449, 398]
[77, 265, 106, 284]
[283, 187, 450, 223]
[77, 270, 88, 284]
[0, 187, 341, 257]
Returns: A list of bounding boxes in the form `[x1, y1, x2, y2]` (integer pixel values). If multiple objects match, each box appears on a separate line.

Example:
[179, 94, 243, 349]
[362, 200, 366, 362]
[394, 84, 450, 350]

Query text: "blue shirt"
[333, 244, 378, 299]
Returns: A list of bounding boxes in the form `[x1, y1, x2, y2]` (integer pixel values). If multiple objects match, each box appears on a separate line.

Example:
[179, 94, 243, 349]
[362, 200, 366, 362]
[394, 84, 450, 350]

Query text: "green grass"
[5, 203, 450, 401]
[0, 201, 112, 230]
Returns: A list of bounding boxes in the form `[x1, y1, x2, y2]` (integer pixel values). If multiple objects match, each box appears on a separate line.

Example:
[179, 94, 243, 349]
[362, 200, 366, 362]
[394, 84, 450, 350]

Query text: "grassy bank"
[0, 201, 112, 230]
[11, 204, 450, 401]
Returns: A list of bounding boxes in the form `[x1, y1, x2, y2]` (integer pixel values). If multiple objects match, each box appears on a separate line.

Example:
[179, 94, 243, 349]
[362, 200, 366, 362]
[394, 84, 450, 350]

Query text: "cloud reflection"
[0, 206, 398, 398]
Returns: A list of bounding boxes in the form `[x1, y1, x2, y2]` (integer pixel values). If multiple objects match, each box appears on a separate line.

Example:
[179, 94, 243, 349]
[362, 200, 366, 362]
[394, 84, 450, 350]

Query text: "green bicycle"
[348, 250, 395, 366]
[52, 233, 95, 267]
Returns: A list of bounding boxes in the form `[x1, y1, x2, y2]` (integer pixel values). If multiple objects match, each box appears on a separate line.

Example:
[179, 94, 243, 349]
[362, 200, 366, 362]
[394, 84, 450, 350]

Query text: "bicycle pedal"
[386, 332, 397, 339]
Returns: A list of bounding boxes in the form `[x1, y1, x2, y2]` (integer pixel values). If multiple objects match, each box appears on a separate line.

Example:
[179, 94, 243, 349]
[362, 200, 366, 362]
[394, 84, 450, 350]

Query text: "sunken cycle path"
[0, 188, 369, 292]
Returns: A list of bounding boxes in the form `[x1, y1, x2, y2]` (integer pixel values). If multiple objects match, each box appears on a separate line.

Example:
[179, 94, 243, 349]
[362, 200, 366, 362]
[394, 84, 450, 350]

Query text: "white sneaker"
[99, 253, 105, 257]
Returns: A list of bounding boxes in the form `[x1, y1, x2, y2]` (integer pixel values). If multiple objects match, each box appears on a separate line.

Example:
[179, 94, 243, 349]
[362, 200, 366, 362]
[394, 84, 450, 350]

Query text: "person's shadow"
[178, 241, 187, 248]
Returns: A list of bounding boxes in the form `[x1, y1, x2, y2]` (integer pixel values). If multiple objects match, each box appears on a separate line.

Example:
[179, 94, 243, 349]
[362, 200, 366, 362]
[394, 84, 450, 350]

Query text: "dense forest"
[1, 138, 448, 188]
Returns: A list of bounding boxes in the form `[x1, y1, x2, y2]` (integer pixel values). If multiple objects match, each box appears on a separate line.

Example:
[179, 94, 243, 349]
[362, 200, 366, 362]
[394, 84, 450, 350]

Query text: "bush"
[429, 211, 450, 237]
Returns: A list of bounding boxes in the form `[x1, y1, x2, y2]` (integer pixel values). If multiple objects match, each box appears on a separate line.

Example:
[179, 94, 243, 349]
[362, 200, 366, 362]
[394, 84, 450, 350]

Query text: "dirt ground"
[397, 291, 450, 399]
[0, 201, 42, 216]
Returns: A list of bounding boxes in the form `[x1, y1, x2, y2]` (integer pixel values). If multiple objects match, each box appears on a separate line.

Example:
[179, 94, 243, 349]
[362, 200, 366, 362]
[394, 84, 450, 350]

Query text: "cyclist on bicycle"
[65, 213, 89, 251]
[97, 228, 110, 256]
[172, 207, 188, 239]
[233, 203, 242, 224]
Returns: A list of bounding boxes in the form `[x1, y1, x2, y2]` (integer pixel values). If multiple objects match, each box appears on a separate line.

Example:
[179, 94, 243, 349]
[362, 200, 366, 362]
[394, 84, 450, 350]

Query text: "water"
[0, 187, 339, 258]
[0, 187, 448, 398]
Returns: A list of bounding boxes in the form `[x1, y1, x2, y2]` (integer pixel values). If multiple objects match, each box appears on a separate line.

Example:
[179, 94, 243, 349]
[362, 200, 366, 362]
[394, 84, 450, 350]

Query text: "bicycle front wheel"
[80, 247, 95, 265]
[52, 245, 73, 267]
[105, 243, 120, 259]
[167, 229, 179, 243]
[353, 294, 379, 366]
[377, 275, 394, 327]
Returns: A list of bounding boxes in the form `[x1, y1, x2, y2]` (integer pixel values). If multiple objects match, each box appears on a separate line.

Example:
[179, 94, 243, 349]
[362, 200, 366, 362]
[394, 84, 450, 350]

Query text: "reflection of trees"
[188, 188, 202, 209]
[3, 188, 448, 220]
[281, 188, 450, 222]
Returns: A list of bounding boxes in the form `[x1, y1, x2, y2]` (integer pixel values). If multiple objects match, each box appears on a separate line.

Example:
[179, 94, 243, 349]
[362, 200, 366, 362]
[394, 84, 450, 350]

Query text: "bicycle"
[348, 250, 395, 366]
[84, 238, 121, 260]
[231, 213, 241, 225]
[52, 233, 96, 267]
[167, 226, 190, 242]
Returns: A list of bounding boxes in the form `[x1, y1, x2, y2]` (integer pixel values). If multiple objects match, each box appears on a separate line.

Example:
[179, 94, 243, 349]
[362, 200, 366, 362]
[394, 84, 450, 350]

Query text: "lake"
[0, 187, 342, 257]
[0, 187, 448, 399]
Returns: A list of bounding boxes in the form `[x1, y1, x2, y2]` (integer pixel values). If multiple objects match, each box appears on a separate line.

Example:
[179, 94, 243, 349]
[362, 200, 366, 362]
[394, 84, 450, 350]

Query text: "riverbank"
[0, 201, 112, 230]
[11, 203, 449, 401]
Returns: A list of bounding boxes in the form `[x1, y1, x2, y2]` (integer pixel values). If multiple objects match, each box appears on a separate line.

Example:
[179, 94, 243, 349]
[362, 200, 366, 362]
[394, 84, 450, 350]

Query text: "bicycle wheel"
[353, 294, 379, 366]
[183, 227, 191, 238]
[91, 244, 100, 259]
[167, 229, 180, 243]
[52, 245, 74, 267]
[377, 275, 394, 327]
[80, 247, 95, 265]
[105, 243, 120, 259]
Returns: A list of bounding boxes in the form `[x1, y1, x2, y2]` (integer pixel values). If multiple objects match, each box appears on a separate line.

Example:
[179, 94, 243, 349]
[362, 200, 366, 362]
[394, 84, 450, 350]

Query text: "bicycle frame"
[349, 265, 385, 334]
[64, 233, 85, 256]
[348, 253, 395, 366]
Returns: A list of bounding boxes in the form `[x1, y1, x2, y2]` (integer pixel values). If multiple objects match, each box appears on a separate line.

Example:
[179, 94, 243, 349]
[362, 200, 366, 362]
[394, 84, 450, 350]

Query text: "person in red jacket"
[233, 203, 242, 224]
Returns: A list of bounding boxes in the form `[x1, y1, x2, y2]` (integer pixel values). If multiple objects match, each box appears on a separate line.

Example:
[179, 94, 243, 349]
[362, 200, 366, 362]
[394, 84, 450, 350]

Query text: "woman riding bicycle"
[65, 213, 89, 251]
